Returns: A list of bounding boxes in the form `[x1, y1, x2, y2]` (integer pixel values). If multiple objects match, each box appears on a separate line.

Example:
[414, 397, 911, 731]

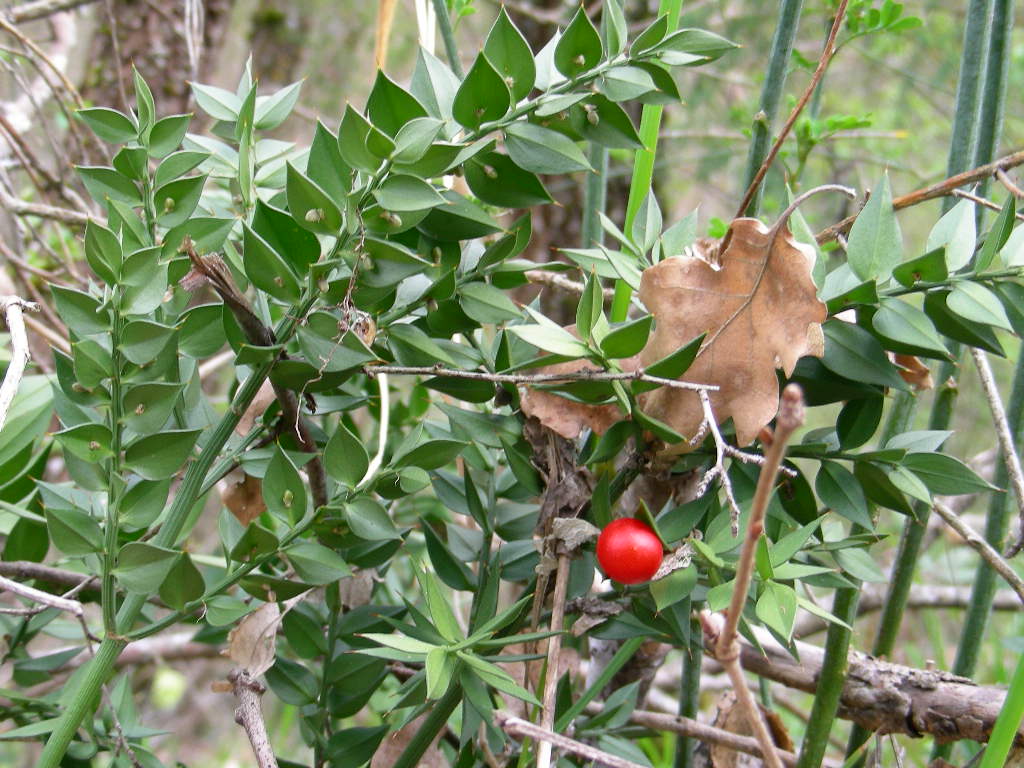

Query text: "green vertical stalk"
[38, 291, 321, 768]
[795, 586, 859, 768]
[101, 296, 125, 632]
[431, 0, 464, 79]
[979, 648, 1024, 768]
[392, 683, 462, 768]
[942, 0, 992, 213]
[582, 139, 609, 248]
[674, 622, 702, 768]
[740, 0, 803, 217]
[932, 2, 1013, 762]
[611, 0, 682, 322]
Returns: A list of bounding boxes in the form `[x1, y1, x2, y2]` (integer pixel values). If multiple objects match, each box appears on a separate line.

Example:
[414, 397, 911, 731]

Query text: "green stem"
[38, 290, 322, 768]
[582, 142, 608, 248]
[314, 581, 342, 768]
[431, 0, 464, 79]
[391, 681, 461, 768]
[674, 622, 702, 768]
[612, 0, 683, 323]
[740, 0, 803, 217]
[102, 295, 124, 632]
[973, 0, 1014, 210]
[795, 584, 859, 768]
[942, 0, 992, 214]
[979, 648, 1024, 768]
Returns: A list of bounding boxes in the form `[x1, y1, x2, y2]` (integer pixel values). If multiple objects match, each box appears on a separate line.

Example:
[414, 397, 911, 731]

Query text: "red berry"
[596, 518, 663, 585]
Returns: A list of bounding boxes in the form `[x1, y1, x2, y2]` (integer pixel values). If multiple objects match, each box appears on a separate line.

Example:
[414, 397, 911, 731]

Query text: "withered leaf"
[221, 470, 267, 527]
[894, 353, 934, 390]
[226, 601, 281, 676]
[639, 218, 825, 447]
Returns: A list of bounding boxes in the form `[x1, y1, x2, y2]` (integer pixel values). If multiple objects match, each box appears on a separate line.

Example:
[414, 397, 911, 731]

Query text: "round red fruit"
[596, 518, 663, 585]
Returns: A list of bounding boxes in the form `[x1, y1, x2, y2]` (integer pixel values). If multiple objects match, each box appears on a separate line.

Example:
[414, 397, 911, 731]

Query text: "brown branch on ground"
[816, 149, 1024, 243]
[734, 0, 850, 218]
[739, 627, 1024, 747]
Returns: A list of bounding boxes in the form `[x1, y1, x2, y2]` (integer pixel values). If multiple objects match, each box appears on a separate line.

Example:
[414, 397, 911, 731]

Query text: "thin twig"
[969, 348, 1024, 557]
[704, 384, 805, 768]
[0, 295, 38, 431]
[0, 14, 83, 109]
[6, 0, 99, 23]
[362, 364, 718, 393]
[996, 168, 1024, 198]
[625, 708, 804, 768]
[816, 149, 1024, 243]
[497, 713, 648, 768]
[526, 269, 617, 299]
[228, 670, 279, 768]
[536, 551, 570, 768]
[734, 1, 850, 219]
[0, 560, 95, 590]
[0, 574, 83, 615]
[0, 191, 90, 225]
[953, 189, 1024, 222]
[932, 500, 1024, 604]
[696, 389, 742, 533]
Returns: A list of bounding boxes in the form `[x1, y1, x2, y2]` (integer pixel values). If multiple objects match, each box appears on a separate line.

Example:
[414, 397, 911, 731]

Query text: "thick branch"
[740, 628, 1024, 746]
[816, 149, 1024, 243]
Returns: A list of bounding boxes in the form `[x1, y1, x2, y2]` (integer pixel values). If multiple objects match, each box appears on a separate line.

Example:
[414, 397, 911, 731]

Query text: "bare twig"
[0, 191, 90, 225]
[816, 149, 1024, 243]
[969, 348, 1024, 556]
[363, 364, 718, 394]
[0, 574, 83, 615]
[0, 14, 84, 110]
[703, 384, 805, 768]
[0, 295, 38, 431]
[625, 708, 805, 767]
[0, 560, 95, 590]
[696, 389, 742, 533]
[526, 269, 617, 299]
[953, 189, 1024, 222]
[497, 712, 648, 768]
[932, 500, 1024, 604]
[536, 552, 570, 768]
[6, 0, 99, 23]
[228, 669, 279, 768]
[996, 168, 1024, 199]
[734, 1, 850, 219]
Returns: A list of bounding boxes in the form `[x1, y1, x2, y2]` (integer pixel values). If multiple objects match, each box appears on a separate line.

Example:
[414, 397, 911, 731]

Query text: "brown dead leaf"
[639, 218, 826, 447]
[520, 354, 639, 440]
[220, 470, 266, 527]
[235, 379, 276, 436]
[695, 690, 793, 767]
[895, 353, 934, 390]
[226, 602, 281, 676]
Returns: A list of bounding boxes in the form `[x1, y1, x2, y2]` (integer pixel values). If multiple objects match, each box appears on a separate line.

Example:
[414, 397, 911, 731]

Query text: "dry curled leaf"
[220, 469, 266, 527]
[235, 379, 276, 436]
[225, 602, 281, 677]
[894, 353, 934, 390]
[639, 218, 826, 448]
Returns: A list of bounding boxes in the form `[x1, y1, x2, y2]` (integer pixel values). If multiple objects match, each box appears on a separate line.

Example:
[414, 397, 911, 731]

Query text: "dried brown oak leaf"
[638, 218, 825, 448]
[225, 601, 281, 677]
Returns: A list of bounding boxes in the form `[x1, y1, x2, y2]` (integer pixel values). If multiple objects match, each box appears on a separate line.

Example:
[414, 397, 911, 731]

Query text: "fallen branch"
[739, 627, 1024, 746]
[816, 148, 1024, 243]
[228, 669, 279, 768]
[931, 500, 1024, 604]
[0, 295, 38, 431]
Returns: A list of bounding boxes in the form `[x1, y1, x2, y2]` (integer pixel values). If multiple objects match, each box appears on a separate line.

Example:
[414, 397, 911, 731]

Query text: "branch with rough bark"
[739, 627, 1024, 746]
[228, 670, 279, 768]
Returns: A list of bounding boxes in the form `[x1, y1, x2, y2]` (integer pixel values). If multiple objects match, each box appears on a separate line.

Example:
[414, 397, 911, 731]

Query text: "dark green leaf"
[870, 299, 950, 358]
[243, 222, 300, 302]
[816, 461, 873, 529]
[821, 320, 906, 389]
[286, 541, 351, 584]
[338, 106, 383, 173]
[124, 429, 200, 480]
[484, 8, 535, 101]
[84, 220, 122, 285]
[123, 382, 182, 435]
[76, 166, 140, 206]
[148, 113, 191, 158]
[554, 6, 603, 78]
[46, 507, 102, 555]
[504, 122, 590, 175]
[344, 498, 401, 541]
[892, 247, 948, 287]
[366, 71, 428, 136]
[846, 173, 902, 281]
[114, 543, 180, 593]
[976, 195, 1016, 272]
[121, 320, 176, 365]
[464, 152, 552, 208]
[51, 285, 108, 335]
[903, 452, 999, 495]
[286, 163, 343, 234]
[453, 53, 511, 130]
[154, 150, 209, 187]
[324, 423, 369, 489]
[158, 553, 204, 609]
[264, 446, 308, 521]
[373, 174, 445, 212]
[54, 422, 112, 463]
[633, 333, 704, 393]
[77, 107, 137, 144]
[947, 282, 1012, 330]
